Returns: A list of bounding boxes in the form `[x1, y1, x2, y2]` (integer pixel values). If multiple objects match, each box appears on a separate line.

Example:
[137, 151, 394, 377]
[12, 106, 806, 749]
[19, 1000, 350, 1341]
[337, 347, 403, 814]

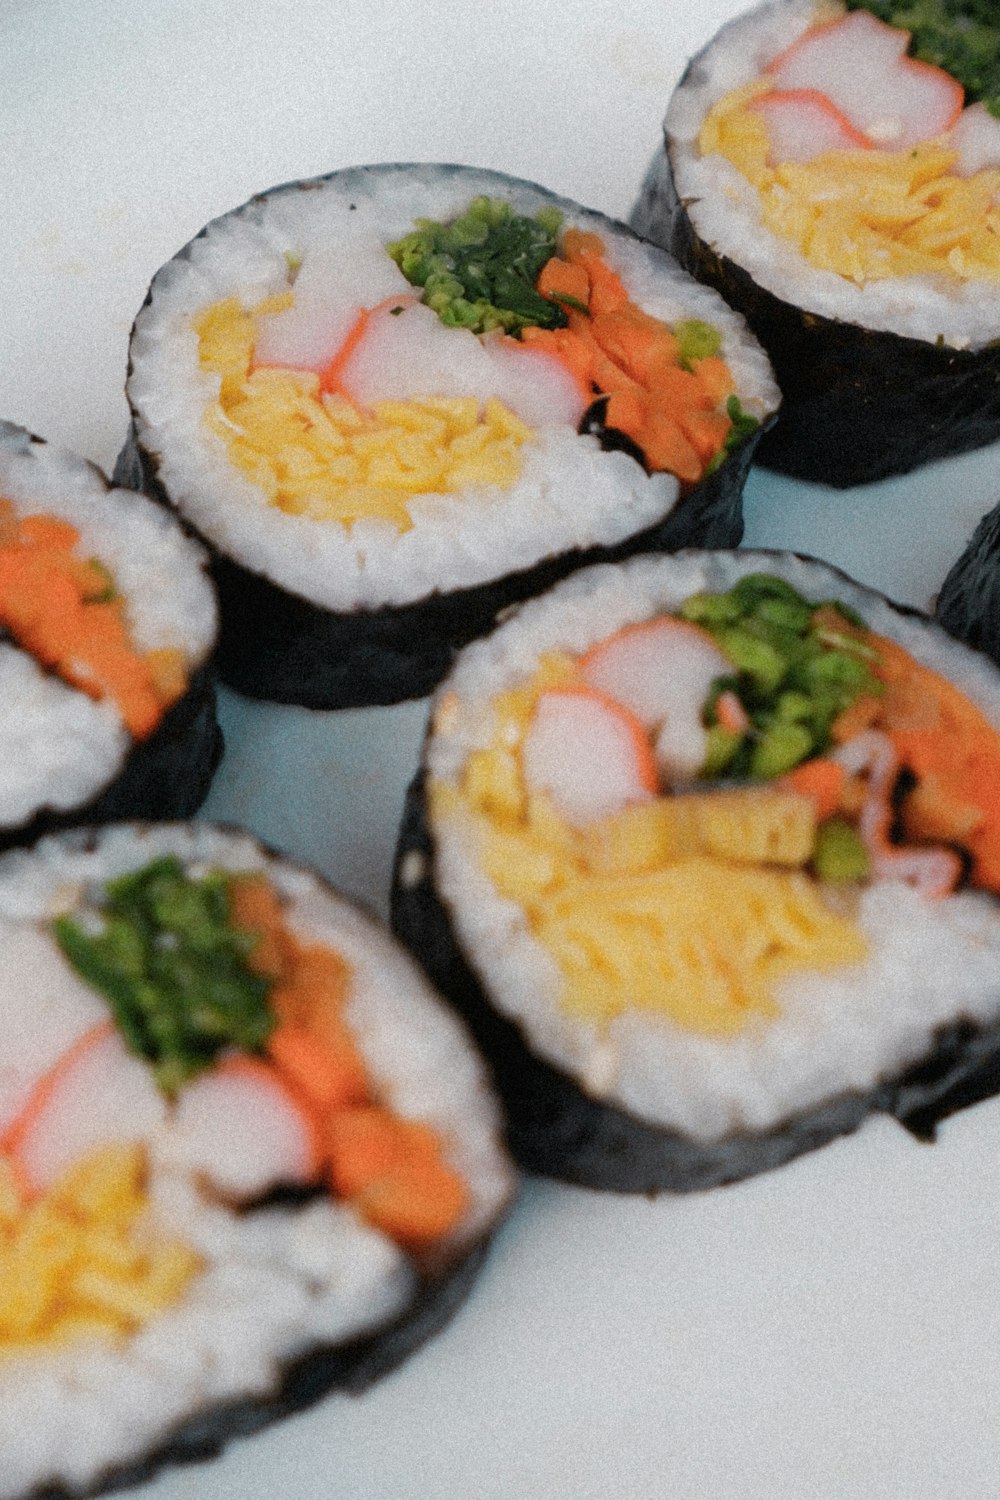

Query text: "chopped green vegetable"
[53, 857, 275, 1094]
[675, 319, 722, 368]
[387, 196, 567, 335]
[813, 817, 871, 882]
[847, 0, 1000, 118]
[680, 574, 884, 780]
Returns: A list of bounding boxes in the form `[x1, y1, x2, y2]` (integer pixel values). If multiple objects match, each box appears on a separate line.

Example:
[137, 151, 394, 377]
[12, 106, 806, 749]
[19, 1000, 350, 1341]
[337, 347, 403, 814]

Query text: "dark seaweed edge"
[935, 496, 1000, 663]
[630, 72, 1000, 487]
[117, 415, 760, 708]
[31, 1239, 491, 1500]
[389, 553, 1000, 1191]
[0, 423, 223, 847]
[116, 161, 778, 708]
[0, 661, 223, 855]
[12, 818, 516, 1499]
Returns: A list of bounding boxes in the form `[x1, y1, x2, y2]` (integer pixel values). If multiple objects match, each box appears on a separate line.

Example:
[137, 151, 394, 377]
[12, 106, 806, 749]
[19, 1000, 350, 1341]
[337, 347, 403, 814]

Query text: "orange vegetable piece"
[268, 1021, 368, 1112]
[326, 1107, 468, 1247]
[693, 355, 736, 407]
[536, 256, 590, 308]
[228, 874, 291, 980]
[778, 756, 846, 822]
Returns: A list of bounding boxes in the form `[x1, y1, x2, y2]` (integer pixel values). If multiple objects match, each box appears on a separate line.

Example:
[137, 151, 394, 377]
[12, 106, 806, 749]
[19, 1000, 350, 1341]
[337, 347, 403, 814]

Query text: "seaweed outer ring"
[390, 549, 1000, 1192]
[935, 498, 1000, 667]
[0, 422, 222, 845]
[5, 820, 517, 1500]
[630, 14, 1000, 489]
[116, 161, 778, 709]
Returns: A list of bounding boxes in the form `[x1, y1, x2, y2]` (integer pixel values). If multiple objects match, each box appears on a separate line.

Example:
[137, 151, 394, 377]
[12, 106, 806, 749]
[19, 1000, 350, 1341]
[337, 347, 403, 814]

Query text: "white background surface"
[3, 2, 1000, 1496]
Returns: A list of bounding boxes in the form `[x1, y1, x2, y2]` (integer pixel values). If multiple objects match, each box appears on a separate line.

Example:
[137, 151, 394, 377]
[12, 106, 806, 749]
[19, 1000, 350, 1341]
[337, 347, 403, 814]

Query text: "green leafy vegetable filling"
[54, 857, 275, 1094]
[680, 573, 883, 780]
[387, 196, 567, 335]
[846, 0, 1000, 118]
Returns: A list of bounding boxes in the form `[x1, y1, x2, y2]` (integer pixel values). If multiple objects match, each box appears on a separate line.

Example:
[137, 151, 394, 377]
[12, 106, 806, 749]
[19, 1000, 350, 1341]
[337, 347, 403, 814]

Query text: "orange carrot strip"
[536, 256, 590, 308]
[693, 355, 736, 407]
[268, 1021, 368, 1112]
[779, 756, 846, 821]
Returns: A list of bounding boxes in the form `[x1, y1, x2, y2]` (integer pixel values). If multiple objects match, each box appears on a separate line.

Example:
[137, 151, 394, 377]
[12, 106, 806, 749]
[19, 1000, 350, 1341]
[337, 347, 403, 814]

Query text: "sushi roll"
[0, 822, 514, 1499]
[116, 162, 779, 708]
[392, 549, 1000, 1191]
[0, 422, 220, 847]
[632, 0, 1000, 486]
[935, 492, 1000, 660]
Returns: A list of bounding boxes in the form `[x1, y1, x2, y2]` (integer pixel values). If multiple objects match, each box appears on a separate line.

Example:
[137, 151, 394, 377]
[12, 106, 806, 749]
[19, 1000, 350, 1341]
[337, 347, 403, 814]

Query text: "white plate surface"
[2, 2, 1000, 1496]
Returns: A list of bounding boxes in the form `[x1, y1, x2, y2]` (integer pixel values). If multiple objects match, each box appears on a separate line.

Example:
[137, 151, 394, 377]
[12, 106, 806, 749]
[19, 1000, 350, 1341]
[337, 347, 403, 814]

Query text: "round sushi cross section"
[632, 0, 1000, 486]
[0, 422, 220, 846]
[118, 162, 779, 707]
[392, 549, 1000, 1191]
[0, 823, 514, 1499]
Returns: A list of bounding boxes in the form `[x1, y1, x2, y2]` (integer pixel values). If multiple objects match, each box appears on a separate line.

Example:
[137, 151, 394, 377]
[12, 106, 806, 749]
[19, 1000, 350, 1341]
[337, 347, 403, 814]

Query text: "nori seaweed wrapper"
[116, 416, 760, 707]
[30, 1238, 491, 1500]
[117, 162, 778, 709]
[392, 770, 1000, 1189]
[935, 497, 1000, 663]
[631, 68, 1000, 488]
[0, 660, 222, 855]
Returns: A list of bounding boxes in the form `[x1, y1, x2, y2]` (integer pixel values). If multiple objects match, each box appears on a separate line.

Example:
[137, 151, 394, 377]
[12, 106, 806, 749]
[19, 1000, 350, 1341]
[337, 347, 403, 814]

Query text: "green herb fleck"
[54, 858, 275, 1095]
[387, 196, 567, 336]
[679, 574, 884, 781]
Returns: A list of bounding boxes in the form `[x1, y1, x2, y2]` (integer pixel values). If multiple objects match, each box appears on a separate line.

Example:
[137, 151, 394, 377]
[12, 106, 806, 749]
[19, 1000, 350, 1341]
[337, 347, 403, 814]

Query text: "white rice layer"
[0, 823, 514, 1499]
[0, 424, 218, 830]
[426, 550, 1000, 1142]
[126, 163, 780, 613]
[667, 0, 1000, 348]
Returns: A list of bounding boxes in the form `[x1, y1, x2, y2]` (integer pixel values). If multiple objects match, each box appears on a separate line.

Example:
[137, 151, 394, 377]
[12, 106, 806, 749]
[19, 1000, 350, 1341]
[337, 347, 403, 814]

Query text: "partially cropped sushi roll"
[0, 422, 220, 847]
[0, 823, 514, 1499]
[632, 0, 1000, 486]
[117, 163, 779, 707]
[393, 550, 1000, 1191]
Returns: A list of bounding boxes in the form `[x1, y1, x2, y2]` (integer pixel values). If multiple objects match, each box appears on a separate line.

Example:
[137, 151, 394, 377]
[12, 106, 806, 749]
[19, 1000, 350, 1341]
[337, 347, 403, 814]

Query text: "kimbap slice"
[393, 550, 1000, 1191]
[0, 422, 220, 846]
[632, 0, 1000, 486]
[0, 822, 514, 1499]
[118, 163, 779, 707]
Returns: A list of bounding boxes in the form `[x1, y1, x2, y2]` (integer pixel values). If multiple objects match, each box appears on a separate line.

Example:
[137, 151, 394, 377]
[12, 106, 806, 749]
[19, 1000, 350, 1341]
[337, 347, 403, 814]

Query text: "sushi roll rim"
[0, 819, 516, 1500]
[392, 546, 1000, 1186]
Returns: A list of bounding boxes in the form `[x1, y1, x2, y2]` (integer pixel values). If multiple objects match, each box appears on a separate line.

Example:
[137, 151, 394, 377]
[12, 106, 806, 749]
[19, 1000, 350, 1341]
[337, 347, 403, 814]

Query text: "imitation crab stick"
[769, 9, 964, 152]
[522, 685, 659, 827]
[749, 89, 875, 164]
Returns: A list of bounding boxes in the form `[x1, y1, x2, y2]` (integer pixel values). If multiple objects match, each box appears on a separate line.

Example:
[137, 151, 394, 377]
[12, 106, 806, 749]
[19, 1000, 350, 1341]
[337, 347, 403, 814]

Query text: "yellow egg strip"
[432, 661, 866, 1038]
[699, 87, 1000, 284]
[196, 297, 533, 531]
[0, 1146, 200, 1356]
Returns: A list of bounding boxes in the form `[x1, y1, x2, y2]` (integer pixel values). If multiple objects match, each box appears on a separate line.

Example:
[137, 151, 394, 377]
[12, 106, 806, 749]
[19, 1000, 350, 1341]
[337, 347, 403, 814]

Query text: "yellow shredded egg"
[195, 297, 534, 529]
[432, 660, 867, 1037]
[699, 87, 1000, 284]
[0, 1146, 200, 1356]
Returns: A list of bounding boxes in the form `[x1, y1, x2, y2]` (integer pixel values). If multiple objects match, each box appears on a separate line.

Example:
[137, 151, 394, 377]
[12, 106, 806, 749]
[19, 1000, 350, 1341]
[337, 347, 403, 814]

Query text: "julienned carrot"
[0, 510, 181, 739]
[823, 630, 1000, 892]
[325, 1107, 468, 1247]
[268, 1020, 368, 1112]
[536, 256, 590, 308]
[526, 235, 739, 482]
[779, 756, 845, 821]
[228, 875, 467, 1247]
